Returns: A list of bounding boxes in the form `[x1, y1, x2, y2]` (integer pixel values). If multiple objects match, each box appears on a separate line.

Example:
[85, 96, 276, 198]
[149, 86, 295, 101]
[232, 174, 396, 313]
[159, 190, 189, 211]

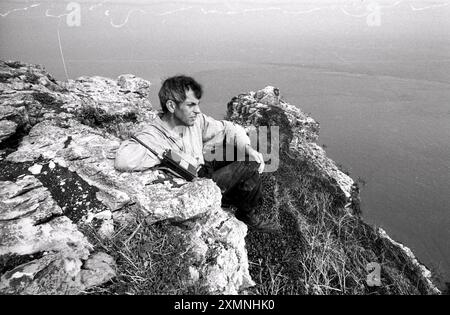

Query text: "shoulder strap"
[131, 135, 162, 159]
[151, 124, 184, 152]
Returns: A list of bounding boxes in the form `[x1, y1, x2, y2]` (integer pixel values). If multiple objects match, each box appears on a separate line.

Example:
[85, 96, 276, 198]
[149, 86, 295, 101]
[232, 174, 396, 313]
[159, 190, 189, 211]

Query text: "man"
[115, 75, 270, 230]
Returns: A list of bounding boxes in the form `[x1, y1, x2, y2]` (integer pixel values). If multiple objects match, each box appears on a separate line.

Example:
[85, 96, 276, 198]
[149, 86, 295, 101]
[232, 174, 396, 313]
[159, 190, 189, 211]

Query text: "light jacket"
[114, 113, 251, 172]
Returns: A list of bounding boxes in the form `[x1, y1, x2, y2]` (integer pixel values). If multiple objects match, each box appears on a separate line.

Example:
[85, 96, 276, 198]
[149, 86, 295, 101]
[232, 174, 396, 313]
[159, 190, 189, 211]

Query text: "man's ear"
[166, 100, 176, 113]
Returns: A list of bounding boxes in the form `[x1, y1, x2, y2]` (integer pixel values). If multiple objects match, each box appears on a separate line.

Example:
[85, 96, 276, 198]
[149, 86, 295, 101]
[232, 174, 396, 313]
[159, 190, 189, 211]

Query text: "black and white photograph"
[0, 0, 449, 300]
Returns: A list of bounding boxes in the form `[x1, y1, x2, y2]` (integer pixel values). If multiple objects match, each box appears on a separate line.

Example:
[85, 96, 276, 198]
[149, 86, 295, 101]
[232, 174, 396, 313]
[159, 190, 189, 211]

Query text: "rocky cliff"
[0, 60, 440, 295]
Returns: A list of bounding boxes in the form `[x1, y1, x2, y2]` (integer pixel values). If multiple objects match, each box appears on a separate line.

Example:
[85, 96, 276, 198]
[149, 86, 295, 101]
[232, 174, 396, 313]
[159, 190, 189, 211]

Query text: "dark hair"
[158, 75, 203, 113]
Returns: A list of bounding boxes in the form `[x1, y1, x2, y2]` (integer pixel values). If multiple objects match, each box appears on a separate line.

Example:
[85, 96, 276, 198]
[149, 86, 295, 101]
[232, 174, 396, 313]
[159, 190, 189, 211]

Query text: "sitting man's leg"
[200, 160, 271, 230]
[211, 161, 262, 209]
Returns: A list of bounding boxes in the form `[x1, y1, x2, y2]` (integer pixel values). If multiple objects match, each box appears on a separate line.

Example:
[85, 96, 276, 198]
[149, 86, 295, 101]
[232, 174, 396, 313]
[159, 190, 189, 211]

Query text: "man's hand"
[246, 145, 265, 174]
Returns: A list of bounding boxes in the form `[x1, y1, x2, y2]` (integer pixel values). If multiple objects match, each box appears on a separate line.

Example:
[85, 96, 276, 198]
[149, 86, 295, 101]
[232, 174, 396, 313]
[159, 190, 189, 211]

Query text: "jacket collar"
[153, 114, 185, 151]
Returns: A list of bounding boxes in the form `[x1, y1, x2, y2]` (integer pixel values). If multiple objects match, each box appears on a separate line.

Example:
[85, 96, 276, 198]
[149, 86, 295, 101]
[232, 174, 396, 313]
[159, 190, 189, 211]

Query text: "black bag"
[131, 135, 198, 181]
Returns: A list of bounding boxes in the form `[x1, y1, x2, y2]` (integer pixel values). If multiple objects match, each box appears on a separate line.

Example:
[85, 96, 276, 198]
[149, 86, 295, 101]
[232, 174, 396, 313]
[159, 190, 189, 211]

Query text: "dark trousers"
[198, 160, 262, 216]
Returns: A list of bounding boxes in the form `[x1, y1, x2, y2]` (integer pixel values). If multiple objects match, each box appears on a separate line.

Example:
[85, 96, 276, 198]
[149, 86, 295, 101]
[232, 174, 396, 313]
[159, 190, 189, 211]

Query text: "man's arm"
[115, 132, 161, 172]
[200, 114, 250, 150]
[200, 114, 265, 173]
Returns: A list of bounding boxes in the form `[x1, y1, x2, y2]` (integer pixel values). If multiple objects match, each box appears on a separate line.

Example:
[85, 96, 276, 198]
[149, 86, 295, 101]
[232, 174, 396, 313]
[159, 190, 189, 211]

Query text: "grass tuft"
[245, 153, 437, 295]
[75, 105, 138, 140]
[80, 209, 207, 295]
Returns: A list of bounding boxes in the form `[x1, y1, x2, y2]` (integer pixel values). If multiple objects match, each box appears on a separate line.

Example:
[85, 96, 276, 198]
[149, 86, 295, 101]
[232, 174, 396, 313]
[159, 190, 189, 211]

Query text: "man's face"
[173, 88, 201, 126]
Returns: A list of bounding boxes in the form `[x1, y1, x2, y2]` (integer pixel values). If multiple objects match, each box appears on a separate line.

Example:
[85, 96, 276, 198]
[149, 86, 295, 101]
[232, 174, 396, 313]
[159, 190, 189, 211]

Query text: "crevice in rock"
[0, 124, 30, 157]
[31, 91, 66, 114]
[8, 183, 40, 199]
[4, 60, 24, 69]
[33, 213, 64, 226]
[0, 252, 45, 276]
[0, 209, 40, 223]
[72, 101, 143, 140]
[0, 73, 12, 83]
[77, 107, 138, 127]
[63, 136, 72, 148]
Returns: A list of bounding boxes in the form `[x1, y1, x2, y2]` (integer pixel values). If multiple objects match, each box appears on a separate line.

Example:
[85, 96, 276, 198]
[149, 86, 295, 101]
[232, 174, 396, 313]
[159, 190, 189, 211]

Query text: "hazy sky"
[1, 0, 449, 80]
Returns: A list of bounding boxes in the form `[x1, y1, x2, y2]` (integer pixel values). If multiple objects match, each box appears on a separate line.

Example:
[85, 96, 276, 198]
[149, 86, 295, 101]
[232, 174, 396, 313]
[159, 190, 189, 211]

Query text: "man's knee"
[233, 161, 260, 175]
[239, 169, 261, 191]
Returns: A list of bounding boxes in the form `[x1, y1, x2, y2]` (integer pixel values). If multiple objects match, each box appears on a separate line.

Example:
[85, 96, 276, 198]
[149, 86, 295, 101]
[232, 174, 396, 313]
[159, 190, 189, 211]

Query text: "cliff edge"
[0, 60, 440, 295]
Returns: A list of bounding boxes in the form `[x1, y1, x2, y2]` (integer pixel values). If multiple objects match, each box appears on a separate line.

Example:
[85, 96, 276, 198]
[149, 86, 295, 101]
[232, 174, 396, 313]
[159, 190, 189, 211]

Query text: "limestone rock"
[0, 120, 17, 142]
[137, 179, 222, 222]
[66, 75, 154, 122]
[90, 211, 115, 239]
[6, 119, 221, 222]
[97, 219, 114, 239]
[0, 252, 81, 295]
[0, 250, 116, 295]
[0, 216, 91, 258]
[3, 116, 248, 294]
[0, 174, 116, 295]
[181, 208, 255, 294]
[1, 60, 253, 295]
[228, 86, 319, 141]
[0, 175, 91, 260]
[0, 60, 154, 144]
[0, 105, 17, 120]
[79, 252, 116, 288]
[117, 74, 152, 97]
[254, 86, 281, 106]
[6, 121, 71, 162]
[0, 175, 62, 224]
[28, 164, 42, 175]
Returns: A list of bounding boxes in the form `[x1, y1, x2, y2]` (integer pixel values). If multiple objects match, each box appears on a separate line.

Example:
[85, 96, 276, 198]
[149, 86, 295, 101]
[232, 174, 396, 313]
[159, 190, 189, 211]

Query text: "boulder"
[0, 175, 62, 223]
[180, 207, 255, 294]
[0, 175, 116, 295]
[66, 75, 154, 122]
[117, 74, 152, 97]
[0, 120, 17, 143]
[0, 250, 116, 295]
[6, 119, 223, 222]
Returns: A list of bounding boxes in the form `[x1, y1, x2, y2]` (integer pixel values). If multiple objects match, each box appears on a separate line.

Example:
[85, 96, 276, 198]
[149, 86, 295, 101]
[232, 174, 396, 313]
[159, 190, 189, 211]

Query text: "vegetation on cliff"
[225, 90, 440, 295]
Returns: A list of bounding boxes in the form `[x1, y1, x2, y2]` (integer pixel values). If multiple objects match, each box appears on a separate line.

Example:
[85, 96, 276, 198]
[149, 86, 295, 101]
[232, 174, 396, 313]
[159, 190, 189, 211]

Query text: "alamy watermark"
[62, 1, 383, 28]
[66, 2, 81, 27]
[366, 262, 381, 287]
[203, 126, 280, 173]
[366, 2, 381, 27]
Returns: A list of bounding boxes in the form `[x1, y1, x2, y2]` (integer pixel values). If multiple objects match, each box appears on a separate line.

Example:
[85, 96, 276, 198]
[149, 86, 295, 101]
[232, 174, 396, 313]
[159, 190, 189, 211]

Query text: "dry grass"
[75, 104, 138, 140]
[80, 210, 206, 295]
[245, 153, 438, 295]
[222, 104, 440, 295]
